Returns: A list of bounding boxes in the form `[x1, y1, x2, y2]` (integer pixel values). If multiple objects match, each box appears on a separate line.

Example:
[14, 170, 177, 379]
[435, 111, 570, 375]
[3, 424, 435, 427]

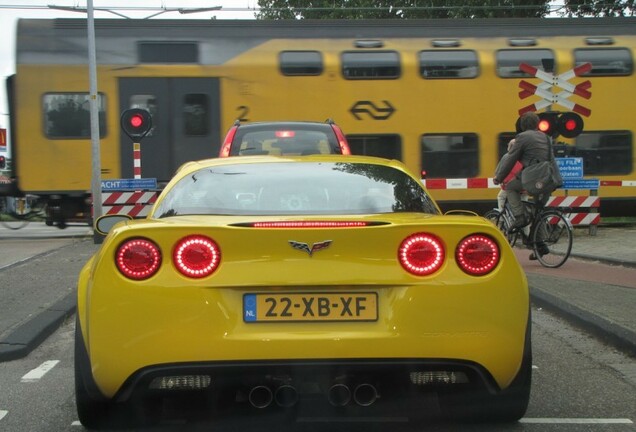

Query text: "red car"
[219, 120, 351, 157]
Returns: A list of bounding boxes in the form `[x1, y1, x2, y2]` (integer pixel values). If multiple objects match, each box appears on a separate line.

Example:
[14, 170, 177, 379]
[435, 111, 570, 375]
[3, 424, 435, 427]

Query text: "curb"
[0, 292, 76, 362]
[530, 287, 636, 356]
[570, 252, 636, 269]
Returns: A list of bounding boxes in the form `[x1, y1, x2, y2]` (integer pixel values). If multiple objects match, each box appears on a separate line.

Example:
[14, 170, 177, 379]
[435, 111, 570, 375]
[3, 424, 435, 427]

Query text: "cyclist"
[494, 112, 551, 229]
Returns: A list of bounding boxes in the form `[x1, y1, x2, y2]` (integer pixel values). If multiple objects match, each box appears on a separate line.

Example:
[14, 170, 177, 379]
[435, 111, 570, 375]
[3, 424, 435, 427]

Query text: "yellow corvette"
[75, 155, 530, 428]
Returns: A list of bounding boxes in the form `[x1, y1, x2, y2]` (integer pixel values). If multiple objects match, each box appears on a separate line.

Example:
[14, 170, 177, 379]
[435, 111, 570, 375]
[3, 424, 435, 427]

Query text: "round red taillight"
[173, 236, 221, 278]
[456, 234, 500, 276]
[116, 238, 161, 280]
[398, 233, 444, 276]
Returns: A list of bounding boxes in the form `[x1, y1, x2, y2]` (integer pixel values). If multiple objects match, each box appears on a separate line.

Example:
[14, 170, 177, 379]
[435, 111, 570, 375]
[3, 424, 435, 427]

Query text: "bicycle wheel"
[531, 210, 573, 268]
[0, 197, 30, 230]
[484, 209, 518, 247]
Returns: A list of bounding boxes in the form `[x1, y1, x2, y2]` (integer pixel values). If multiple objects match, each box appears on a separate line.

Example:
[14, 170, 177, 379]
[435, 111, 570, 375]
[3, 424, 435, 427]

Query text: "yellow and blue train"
[4, 17, 636, 224]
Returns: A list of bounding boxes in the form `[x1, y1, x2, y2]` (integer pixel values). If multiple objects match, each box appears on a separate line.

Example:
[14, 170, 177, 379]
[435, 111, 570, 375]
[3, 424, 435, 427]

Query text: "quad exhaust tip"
[328, 382, 378, 407]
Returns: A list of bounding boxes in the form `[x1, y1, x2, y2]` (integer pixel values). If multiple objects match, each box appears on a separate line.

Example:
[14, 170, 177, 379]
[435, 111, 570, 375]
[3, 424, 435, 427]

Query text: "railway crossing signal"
[518, 62, 592, 117]
[121, 109, 152, 141]
[516, 111, 585, 139]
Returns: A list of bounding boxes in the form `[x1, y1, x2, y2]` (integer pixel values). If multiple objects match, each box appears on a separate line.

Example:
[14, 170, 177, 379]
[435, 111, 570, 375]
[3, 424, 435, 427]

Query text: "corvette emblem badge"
[289, 240, 332, 257]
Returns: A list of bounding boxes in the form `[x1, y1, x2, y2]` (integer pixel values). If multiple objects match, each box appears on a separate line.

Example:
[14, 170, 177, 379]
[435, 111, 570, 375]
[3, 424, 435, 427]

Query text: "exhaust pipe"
[353, 383, 378, 407]
[249, 385, 273, 409]
[327, 383, 351, 407]
[274, 385, 299, 408]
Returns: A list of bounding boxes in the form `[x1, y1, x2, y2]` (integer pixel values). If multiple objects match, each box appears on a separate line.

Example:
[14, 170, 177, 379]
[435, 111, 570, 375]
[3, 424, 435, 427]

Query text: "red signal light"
[538, 119, 551, 133]
[557, 112, 584, 139]
[130, 114, 144, 128]
[121, 108, 152, 141]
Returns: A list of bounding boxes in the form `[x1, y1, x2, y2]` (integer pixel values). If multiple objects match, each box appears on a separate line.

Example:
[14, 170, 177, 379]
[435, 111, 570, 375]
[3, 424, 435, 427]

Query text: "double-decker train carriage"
[4, 17, 636, 225]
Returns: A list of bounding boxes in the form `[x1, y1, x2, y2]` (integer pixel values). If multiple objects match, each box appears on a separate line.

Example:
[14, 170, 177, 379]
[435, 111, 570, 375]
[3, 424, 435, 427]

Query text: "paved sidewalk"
[523, 225, 636, 354]
[0, 225, 635, 361]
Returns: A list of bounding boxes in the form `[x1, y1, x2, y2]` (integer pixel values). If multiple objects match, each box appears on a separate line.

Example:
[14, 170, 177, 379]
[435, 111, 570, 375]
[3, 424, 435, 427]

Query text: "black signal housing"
[121, 109, 153, 141]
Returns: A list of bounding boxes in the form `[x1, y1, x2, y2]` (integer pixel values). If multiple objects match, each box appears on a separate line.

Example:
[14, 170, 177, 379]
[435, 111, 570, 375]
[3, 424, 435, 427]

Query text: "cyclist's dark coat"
[495, 130, 550, 183]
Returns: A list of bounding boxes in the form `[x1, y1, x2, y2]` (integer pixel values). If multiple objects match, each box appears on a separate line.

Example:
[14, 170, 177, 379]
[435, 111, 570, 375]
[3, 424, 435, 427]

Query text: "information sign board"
[101, 178, 157, 191]
[561, 178, 600, 190]
[556, 157, 584, 179]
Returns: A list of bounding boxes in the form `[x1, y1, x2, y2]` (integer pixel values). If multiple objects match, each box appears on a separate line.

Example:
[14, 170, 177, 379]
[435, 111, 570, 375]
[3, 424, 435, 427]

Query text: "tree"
[256, 0, 550, 19]
[561, 0, 635, 17]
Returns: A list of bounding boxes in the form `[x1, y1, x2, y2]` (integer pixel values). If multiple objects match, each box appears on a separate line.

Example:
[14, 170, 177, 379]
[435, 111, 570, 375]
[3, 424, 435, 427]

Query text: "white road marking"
[21, 360, 60, 382]
[71, 420, 82, 426]
[0, 410, 7, 421]
[521, 418, 633, 424]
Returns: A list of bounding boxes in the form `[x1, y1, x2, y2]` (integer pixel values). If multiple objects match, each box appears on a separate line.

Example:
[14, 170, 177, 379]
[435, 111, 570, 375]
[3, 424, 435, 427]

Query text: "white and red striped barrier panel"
[546, 196, 600, 226]
[102, 191, 157, 218]
[517, 62, 592, 117]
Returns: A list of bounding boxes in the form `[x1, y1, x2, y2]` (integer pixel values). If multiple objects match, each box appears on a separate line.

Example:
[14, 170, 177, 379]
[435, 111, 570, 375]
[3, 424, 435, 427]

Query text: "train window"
[279, 51, 323, 76]
[574, 131, 632, 175]
[346, 135, 402, 160]
[138, 42, 198, 63]
[497, 133, 516, 160]
[43, 93, 107, 139]
[574, 48, 633, 76]
[419, 50, 478, 79]
[183, 94, 209, 136]
[341, 51, 400, 80]
[496, 49, 554, 78]
[420, 134, 479, 178]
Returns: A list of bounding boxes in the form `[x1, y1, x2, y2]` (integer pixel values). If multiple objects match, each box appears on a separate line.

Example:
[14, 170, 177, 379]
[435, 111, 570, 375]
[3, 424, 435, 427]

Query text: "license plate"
[243, 292, 378, 322]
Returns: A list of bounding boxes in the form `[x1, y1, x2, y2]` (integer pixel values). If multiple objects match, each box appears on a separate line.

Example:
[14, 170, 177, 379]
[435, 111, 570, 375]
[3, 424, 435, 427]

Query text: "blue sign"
[556, 157, 584, 179]
[562, 178, 600, 190]
[101, 178, 157, 191]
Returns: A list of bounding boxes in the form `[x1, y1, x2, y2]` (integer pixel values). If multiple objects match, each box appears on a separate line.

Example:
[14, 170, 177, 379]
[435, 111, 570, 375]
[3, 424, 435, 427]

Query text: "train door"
[118, 78, 221, 183]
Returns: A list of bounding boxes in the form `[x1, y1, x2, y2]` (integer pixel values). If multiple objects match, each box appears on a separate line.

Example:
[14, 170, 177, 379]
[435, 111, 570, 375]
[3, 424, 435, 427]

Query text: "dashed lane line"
[21, 360, 60, 383]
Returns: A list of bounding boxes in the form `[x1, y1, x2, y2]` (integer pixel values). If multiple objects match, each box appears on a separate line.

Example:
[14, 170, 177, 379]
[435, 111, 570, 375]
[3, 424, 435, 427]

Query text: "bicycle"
[485, 195, 573, 268]
[0, 195, 47, 230]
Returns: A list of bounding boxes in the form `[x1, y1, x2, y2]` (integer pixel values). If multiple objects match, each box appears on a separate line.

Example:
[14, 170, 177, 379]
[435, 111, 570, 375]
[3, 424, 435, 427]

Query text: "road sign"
[101, 178, 157, 191]
[562, 178, 600, 190]
[518, 62, 592, 117]
[556, 157, 584, 179]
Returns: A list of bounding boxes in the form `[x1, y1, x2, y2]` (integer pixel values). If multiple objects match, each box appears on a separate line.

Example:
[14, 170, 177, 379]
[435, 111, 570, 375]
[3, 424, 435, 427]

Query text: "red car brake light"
[219, 125, 238, 157]
[456, 234, 500, 276]
[173, 235, 221, 278]
[116, 238, 162, 280]
[331, 124, 351, 155]
[275, 130, 296, 138]
[398, 233, 444, 276]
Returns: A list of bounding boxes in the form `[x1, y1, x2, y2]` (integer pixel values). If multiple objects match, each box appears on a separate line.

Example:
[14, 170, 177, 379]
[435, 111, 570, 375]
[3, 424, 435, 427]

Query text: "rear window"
[153, 162, 439, 217]
[230, 125, 338, 156]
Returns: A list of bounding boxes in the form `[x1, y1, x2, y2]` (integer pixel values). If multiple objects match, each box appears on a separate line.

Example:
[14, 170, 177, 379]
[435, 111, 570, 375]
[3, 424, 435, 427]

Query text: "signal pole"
[87, 0, 103, 242]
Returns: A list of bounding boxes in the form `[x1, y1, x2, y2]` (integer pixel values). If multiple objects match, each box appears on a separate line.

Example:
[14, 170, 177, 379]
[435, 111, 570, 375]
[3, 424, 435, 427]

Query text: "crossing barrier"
[102, 191, 157, 218]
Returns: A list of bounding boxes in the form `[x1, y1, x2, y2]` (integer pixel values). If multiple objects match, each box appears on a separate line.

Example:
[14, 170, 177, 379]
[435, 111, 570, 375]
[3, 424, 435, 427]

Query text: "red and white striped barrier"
[422, 177, 608, 228]
[546, 196, 600, 227]
[102, 191, 157, 218]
